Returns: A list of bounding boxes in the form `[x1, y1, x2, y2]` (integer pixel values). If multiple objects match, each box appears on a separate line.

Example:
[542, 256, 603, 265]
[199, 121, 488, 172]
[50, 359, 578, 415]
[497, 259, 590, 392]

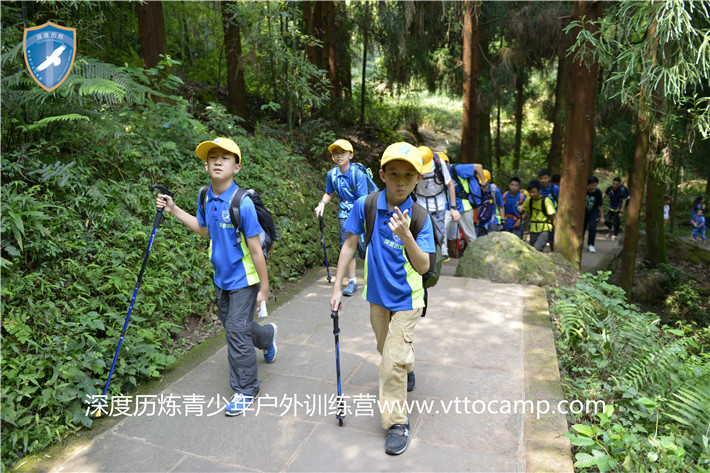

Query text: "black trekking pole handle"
[331, 310, 340, 335]
[151, 184, 174, 228]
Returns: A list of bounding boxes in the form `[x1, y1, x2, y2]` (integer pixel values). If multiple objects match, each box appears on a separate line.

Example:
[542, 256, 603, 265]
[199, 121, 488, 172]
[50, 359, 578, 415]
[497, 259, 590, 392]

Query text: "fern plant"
[553, 272, 710, 471]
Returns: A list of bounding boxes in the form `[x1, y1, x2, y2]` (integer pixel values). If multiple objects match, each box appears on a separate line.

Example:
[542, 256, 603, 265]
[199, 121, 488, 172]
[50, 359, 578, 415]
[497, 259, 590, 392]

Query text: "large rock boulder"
[454, 231, 578, 287]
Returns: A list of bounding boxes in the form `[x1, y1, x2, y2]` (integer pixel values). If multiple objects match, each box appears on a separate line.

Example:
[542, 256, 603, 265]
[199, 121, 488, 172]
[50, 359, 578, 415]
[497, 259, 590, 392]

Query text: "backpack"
[477, 184, 498, 224]
[523, 196, 553, 227]
[450, 165, 483, 207]
[363, 191, 443, 316]
[198, 185, 278, 260]
[417, 154, 446, 197]
[331, 163, 379, 196]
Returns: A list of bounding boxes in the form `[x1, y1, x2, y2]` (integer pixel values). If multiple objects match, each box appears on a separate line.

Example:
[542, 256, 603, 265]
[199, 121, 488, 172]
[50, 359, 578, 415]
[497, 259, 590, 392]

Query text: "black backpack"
[198, 185, 277, 260]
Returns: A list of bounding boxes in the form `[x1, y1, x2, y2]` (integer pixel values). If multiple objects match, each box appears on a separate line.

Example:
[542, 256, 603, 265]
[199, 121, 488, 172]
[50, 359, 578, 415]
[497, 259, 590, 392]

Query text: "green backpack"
[363, 191, 442, 316]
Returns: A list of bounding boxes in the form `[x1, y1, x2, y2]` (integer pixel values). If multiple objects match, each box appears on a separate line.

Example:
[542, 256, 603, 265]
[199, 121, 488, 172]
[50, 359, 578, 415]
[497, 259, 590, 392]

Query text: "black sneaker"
[385, 420, 411, 455]
[407, 371, 415, 392]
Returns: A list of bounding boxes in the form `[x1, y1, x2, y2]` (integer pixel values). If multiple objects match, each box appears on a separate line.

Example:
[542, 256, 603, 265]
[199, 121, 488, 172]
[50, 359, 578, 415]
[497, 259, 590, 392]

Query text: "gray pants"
[446, 209, 477, 244]
[529, 231, 550, 251]
[215, 284, 275, 397]
[429, 209, 448, 256]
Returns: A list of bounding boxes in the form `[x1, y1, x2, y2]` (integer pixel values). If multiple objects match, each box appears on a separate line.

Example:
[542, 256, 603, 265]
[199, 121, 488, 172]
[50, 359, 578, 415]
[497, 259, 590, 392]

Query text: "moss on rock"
[454, 231, 578, 287]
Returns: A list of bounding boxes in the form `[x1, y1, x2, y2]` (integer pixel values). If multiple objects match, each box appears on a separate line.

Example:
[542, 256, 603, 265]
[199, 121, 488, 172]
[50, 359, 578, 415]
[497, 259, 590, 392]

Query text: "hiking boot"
[407, 371, 415, 392]
[225, 391, 258, 416]
[385, 420, 411, 455]
[342, 281, 358, 297]
[588, 245, 596, 253]
[263, 323, 277, 363]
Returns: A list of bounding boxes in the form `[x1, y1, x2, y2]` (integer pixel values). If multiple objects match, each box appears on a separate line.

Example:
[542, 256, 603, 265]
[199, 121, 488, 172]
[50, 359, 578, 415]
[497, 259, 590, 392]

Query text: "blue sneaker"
[225, 391, 257, 416]
[342, 281, 358, 297]
[263, 323, 277, 363]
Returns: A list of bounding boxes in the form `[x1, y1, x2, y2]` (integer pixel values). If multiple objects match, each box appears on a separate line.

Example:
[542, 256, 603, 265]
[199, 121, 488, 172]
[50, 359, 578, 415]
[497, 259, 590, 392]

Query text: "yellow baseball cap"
[328, 139, 353, 154]
[477, 169, 492, 184]
[195, 137, 242, 163]
[381, 142, 423, 173]
[418, 146, 434, 173]
[438, 152, 450, 163]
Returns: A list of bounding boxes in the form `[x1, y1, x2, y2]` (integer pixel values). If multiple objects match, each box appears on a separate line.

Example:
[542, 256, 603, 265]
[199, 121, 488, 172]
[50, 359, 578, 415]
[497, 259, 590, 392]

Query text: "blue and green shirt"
[197, 182, 263, 291]
[326, 165, 369, 219]
[344, 192, 435, 311]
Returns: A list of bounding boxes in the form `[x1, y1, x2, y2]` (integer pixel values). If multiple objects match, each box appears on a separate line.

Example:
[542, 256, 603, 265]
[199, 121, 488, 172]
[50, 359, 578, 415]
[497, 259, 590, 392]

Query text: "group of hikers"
[154, 136, 701, 457]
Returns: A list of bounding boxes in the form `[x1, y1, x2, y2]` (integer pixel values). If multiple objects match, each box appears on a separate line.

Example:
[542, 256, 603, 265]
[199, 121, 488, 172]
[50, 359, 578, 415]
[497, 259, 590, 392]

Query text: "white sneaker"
[588, 245, 596, 253]
[611, 235, 617, 241]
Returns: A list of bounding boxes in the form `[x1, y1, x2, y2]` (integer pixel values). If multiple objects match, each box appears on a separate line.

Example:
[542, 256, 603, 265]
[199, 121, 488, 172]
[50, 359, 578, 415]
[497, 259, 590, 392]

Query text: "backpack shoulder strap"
[350, 163, 364, 191]
[229, 188, 248, 244]
[407, 202, 436, 274]
[364, 191, 380, 248]
[199, 185, 209, 221]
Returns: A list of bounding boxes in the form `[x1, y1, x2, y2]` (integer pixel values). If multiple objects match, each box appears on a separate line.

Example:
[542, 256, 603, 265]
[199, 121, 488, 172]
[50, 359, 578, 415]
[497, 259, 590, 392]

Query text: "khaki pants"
[369, 303, 420, 429]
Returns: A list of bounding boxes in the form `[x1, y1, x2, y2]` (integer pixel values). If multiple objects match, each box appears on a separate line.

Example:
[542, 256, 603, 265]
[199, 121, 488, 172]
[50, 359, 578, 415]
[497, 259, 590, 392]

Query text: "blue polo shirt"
[450, 164, 483, 212]
[344, 192, 435, 311]
[502, 191, 526, 229]
[326, 165, 369, 219]
[197, 182, 263, 291]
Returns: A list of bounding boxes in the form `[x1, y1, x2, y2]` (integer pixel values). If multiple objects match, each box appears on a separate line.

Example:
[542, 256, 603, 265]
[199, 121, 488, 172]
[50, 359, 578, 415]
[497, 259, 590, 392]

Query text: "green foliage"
[553, 272, 710, 471]
[1, 53, 337, 473]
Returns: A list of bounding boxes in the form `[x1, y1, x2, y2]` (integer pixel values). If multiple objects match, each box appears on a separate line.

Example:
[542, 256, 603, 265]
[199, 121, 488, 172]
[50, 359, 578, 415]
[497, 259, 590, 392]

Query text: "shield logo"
[23, 22, 77, 92]
[222, 210, 231, 223]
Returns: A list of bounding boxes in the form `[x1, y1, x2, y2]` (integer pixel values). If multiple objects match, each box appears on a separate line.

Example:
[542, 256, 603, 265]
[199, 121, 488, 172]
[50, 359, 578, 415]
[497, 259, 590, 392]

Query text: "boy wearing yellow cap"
[315, 139, 369, 296]
[330, 143, 436, 455]
[156, 137, 277, 417]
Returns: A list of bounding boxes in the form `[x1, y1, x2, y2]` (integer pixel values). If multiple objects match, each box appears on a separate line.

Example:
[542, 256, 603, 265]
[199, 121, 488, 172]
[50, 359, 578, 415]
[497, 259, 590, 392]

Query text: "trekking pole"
[331, 309, 345, 426]
[94, 184, 174, 418]
[319, 216, 332, 283]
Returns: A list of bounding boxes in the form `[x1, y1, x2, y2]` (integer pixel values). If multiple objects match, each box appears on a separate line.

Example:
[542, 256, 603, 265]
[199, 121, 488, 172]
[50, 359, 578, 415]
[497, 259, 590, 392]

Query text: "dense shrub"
[552, 272, 710, 472]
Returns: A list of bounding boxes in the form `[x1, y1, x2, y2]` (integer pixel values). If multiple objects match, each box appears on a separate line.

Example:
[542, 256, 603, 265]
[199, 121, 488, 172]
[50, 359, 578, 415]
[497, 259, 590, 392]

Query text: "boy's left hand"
[388, 207, 412, 240]
[257, 287, 269, 307]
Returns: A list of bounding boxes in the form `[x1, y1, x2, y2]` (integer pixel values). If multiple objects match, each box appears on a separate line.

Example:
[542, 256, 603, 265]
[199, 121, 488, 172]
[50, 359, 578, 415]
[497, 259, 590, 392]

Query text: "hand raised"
[388, 207, 411, 240]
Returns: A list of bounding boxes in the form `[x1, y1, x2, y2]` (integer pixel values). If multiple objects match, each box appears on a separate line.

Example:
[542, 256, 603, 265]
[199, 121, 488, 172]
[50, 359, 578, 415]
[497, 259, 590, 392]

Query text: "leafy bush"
[552, 272, 710, 472]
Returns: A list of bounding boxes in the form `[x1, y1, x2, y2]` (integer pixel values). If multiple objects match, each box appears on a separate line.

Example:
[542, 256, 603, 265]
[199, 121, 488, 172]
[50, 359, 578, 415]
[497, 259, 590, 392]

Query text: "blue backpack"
[330, 163, 379, 196]
[477, 184, 498, 224]
[350, 163, 379, 194]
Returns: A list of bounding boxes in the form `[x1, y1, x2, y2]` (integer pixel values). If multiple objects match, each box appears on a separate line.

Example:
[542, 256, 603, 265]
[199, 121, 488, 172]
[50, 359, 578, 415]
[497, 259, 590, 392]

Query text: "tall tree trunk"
[495, 96, 501, 174]
[221, 1, 249, 123]
[548, 22, 572, 175]
[705, 169, 710, 197]
[512, 71, 526, 173]
[555, 0, 602, 269]
[136, 1, 167, 69]
[335, 2, 351, 101]
[360, 2, 369, 126]
[303, 1, 321, 70]
[479, 99, 492, 172]
[322, 1, 339, 100]
[644, 143, 668, 266]
[619, 18, 659, 297]
[460, 1, 481, 164]
[670, 157, 681, 233]
[619, 111, 650, 295]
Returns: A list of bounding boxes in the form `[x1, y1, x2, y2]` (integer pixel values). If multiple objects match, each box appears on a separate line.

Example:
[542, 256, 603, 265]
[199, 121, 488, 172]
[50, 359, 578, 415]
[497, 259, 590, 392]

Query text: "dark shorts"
[339, 218, 366, 259]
